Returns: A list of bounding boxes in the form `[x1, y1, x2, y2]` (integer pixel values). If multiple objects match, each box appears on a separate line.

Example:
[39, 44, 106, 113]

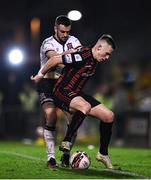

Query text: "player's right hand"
[62, 48, 77, 55]
[30, 74, 43, 83]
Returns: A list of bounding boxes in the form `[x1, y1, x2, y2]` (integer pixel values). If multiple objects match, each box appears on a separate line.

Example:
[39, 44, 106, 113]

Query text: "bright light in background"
[67, 10, 82, 21]
[8, 49, 24, 65]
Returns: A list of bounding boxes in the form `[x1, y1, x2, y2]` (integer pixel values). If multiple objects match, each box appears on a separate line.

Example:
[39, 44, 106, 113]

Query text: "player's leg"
[77, 93, 114, 168]
[37, 79, 58, 169]
[63, 111, 78, 148]
[63, 96, 91, 141]
[59, 96, 91, 151]
[42, 102, 57, 162]
[37, 104, 57, 170]
[60, 112, 78, 167]
[88, 104, 114, 169]
[41, 100, 58, 169]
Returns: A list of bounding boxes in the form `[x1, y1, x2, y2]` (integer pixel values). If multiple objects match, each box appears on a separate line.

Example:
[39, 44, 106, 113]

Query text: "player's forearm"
[40, 55, 62, 75]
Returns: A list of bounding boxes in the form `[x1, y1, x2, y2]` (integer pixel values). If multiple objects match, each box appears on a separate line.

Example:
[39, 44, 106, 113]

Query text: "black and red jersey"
[53, 47, 98, 96]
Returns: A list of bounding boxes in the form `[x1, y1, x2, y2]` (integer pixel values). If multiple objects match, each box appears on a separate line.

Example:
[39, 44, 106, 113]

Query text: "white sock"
[43, 129, 55, 161]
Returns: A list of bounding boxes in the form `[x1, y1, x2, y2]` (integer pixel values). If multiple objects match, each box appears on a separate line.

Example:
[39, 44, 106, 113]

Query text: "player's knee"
[45, 108, 55, 117]
[106, 111, 114, 123]
[81, 102, 91, 114]
[44, 108, 57, 125]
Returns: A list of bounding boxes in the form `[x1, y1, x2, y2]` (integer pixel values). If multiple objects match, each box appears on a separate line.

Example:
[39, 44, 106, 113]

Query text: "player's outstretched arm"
[41, 55, 62, 74]
[31, 55, 62, 83]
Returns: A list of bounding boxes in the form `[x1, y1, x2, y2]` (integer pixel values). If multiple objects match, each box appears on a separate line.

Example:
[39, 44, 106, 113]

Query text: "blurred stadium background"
[0, 0, 151, 149]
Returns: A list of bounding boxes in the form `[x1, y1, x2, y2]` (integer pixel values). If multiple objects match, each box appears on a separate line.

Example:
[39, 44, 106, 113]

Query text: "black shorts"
[36, 78, 57, 106]
[53, 89, 101, 112]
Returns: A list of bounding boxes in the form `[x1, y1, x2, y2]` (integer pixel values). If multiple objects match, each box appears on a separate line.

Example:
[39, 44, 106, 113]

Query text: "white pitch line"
[0, 150, 45, 161]
[91, 167, 150, 179]
[0, 150, 150, 179]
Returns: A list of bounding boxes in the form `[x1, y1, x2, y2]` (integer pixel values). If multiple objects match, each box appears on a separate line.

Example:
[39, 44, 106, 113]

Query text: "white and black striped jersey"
[40, 35, 82, 68]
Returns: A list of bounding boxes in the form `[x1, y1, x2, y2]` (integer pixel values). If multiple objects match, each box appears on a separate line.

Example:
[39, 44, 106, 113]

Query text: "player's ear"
[54, 26, 57, 33]
[97, 44, 102, 50]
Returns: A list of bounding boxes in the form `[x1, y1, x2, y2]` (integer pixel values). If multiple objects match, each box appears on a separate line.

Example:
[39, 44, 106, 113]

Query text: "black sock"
[66, 124, 77, 149]
[63, 151, 70, 155]
[63, 111, 86, 142]
[99, 121, 113, 155]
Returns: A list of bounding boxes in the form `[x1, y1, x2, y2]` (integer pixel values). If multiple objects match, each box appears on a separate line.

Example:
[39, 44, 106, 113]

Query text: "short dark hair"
[100, 34, 117, 50]
[55, 15, 71, 26]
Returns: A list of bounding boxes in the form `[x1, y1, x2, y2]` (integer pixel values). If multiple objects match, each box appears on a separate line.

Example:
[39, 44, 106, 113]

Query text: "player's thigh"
[69, 96, 91, 113]
[89, 104, 114, 122]
[39, 91, 56, 116]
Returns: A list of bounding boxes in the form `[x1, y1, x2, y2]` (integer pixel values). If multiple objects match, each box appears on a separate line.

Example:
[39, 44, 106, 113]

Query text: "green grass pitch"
[0, 141, 151, 179]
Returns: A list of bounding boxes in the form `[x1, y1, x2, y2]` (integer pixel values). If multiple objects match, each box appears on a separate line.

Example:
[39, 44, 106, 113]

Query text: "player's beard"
[57, 34, 68, 44]
[60, 37, 68, 44]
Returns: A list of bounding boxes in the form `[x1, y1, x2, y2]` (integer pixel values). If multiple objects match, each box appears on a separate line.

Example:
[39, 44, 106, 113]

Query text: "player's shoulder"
[80, 47, 90, 52]
[77, 47, 92, 58]
[68, 35, 80, 42]
[42, 36, 54, 44]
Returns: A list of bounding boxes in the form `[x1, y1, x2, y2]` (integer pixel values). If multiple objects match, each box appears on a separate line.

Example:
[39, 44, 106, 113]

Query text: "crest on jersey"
[67, 43, 73, 49]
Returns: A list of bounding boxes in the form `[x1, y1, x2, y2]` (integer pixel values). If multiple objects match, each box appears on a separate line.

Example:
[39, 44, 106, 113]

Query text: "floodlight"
[8, 49, 24, 65]
[68, 10, 82, 21]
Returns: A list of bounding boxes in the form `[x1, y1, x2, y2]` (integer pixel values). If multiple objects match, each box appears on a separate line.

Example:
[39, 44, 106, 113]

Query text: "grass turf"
[0, 141, 151, 179]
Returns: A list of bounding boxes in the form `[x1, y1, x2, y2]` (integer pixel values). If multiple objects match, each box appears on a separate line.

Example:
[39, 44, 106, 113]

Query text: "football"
[69, 151, 91, 169]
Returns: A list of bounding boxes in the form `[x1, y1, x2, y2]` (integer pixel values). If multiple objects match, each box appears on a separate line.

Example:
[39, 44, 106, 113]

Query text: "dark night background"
[0, 0, 150, 63]
[0, 0, 150, 97]
[0, 0, 151, 143]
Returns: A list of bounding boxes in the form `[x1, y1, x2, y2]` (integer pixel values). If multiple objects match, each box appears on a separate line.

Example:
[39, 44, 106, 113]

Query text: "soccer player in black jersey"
[31, 34, 116, 169]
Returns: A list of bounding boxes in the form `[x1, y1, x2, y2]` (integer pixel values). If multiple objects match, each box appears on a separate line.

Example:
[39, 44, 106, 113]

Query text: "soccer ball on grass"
[69, 151, 91, 169]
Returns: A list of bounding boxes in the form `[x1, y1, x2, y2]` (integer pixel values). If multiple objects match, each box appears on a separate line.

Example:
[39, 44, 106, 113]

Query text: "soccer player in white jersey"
[37, 15, 82, 168]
